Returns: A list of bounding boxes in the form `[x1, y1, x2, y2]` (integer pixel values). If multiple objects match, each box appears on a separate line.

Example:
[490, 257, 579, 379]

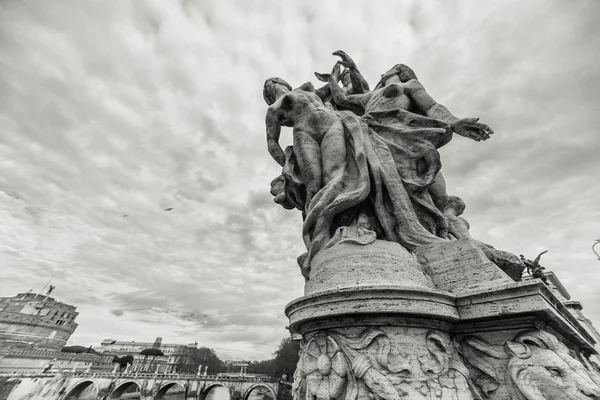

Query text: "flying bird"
[165, 208, 173, 211]
[123, 215, 128, 217]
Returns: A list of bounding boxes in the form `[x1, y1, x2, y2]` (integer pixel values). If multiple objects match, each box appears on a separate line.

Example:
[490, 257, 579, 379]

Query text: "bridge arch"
[242, 383, 277, 400]
[153, 381, 186, 399]
[108, 380, 142, 399]
[62, 380, 98, 400]
[200, 383, 231, 400]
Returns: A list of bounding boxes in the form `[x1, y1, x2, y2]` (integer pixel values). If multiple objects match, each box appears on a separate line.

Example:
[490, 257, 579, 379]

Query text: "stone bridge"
[0, 372, 287, 400]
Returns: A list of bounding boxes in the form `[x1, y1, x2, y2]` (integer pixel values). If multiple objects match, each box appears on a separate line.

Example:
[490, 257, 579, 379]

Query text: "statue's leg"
[321, 119, 346, 185]
[293, 130, 322, 210]
[428, 171, 448, 212]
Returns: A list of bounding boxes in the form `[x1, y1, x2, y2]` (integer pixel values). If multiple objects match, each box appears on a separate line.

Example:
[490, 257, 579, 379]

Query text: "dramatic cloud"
[0, 0, 599, 360]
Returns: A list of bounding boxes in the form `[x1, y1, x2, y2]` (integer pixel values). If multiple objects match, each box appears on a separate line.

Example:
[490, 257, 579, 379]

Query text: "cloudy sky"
[0, 0, 599, 360]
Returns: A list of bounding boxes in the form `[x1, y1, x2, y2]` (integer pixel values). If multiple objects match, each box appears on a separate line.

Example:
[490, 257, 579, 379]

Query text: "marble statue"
[264, 51, 493, 279]
[264, 51, 599, 400]
[459, 329, 600, 399]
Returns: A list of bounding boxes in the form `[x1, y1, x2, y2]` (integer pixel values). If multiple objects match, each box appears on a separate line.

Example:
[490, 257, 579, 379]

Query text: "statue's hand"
[452, 118, 493, 142]
[333, 50, 357, 70]
[314, 72, 330, 83]
[315, 63, 342, 83]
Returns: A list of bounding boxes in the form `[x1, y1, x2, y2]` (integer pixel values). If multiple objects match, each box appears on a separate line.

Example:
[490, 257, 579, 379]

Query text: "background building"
[0, 291, 113, 373]
[0, 291, 78, 350]
[95, 337, 196, 373]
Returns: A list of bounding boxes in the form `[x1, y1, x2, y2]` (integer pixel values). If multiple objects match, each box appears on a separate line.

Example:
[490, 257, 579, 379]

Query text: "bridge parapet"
[1, 371, 282, 400]
[0, 370, 276, 382]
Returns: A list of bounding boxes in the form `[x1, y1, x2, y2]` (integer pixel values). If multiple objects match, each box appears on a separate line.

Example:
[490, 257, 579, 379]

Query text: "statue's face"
[508, 345, 600, 400]
[263, 78, 291, 105]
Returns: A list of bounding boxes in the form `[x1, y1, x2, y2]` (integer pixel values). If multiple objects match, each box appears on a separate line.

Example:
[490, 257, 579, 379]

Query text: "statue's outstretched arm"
[266, 106, 286, 167]
[405, 79, 493, 142]
[404, 79, 459, 124]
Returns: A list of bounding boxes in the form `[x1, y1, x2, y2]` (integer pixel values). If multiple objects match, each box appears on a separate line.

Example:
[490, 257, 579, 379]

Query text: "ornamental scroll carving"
[293, 329, 475, 400]
[458, 329, 600, 400]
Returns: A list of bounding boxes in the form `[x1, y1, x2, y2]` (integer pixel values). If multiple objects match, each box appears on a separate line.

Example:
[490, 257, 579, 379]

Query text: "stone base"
[287, 239, 600, 400]
[415, 238, 514, 293]
[306, 240, 433, 295]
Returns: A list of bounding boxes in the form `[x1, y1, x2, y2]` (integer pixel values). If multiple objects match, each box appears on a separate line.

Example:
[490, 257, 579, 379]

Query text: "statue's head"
[263, 77, 292, 105]
[375, 64, 418, 90]
[506, 330, 600, 400]
[445, 196, 466, 216]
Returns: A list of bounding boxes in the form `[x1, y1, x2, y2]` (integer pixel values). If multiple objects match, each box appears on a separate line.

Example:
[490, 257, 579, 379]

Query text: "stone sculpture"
[294, 328, 475, 400]
[264, 51, 600, 400]
[458, 329, 600, 399]
[265, 51, 493, 279]
[521, 251, 549, 282]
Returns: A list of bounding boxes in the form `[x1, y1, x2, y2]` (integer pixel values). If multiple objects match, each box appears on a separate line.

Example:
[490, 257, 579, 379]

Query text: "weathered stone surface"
[306, 240, 433, 295]
[294, 326, 473, 400]
[415, 238, 514, 292]
[457, 329, 600, 399]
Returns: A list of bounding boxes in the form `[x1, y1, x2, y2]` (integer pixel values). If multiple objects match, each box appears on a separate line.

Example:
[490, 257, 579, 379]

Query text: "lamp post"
[593, 239, 600, 260]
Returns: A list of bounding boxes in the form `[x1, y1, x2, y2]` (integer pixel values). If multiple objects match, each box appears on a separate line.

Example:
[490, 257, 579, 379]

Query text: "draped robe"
[279, 107, 453, 278]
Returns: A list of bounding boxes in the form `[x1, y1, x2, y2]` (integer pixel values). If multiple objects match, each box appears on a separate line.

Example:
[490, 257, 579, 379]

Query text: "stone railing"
[0, 370, 277, 382]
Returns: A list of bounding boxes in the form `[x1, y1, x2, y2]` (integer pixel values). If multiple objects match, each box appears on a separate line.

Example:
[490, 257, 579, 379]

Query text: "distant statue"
[520, 250, 548, 283]
[46, 285, 55, 296]
[593, 239, 600, 259]
[265, 51, 494, 278]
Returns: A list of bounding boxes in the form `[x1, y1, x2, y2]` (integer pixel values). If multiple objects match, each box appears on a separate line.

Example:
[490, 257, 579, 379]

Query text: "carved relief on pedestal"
[293, 328, 475, 400]
[458, 329, 600, 400]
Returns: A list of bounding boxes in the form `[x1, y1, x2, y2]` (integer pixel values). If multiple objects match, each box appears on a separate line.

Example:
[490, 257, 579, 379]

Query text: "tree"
[247, 338, 299, 379]
[113, 355, 134, 370]
[247, 359, 275, 376]
[172, 346, 226, 374]
[272, 338, 299, 380]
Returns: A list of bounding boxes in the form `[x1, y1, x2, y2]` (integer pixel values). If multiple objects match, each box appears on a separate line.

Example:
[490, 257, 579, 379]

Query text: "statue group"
[263, 52, 600, 400]
[264, 51, 521, 280]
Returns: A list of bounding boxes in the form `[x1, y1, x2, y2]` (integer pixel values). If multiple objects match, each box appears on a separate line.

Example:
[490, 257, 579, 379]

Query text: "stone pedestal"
[286, 239, 600, 400]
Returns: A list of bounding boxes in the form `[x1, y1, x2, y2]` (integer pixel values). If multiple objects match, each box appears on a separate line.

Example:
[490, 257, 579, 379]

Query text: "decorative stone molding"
[294, 328, 475, 400]
[458, 329, 600, 400]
